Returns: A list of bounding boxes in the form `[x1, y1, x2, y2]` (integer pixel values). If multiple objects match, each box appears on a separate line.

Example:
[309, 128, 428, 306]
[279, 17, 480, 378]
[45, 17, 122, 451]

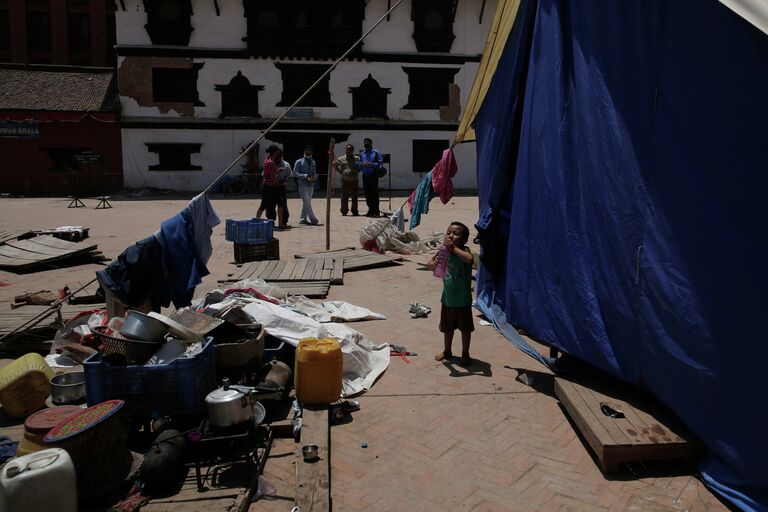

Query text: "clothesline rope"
[201, 0, 408, 196]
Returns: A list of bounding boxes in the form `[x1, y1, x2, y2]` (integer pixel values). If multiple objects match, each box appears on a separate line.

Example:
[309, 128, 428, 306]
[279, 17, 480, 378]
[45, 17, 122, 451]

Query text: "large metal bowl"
[50, 371, 86, 405]
[119, 311, 168, 342]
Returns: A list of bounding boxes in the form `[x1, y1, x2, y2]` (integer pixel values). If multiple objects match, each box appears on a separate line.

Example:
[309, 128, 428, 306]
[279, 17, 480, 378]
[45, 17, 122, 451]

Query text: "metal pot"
[50, 372, 86, 405]
[205, 378, 254, 428]
[119, 311, 168, 342]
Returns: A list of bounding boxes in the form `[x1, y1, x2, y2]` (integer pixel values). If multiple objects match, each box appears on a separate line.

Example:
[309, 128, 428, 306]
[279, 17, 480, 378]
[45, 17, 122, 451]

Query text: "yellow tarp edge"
[454, 0, 523, 145]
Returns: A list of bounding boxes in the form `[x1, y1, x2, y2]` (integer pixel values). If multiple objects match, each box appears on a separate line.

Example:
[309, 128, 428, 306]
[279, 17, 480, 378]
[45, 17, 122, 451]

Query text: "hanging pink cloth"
[430, 148, 457, 204]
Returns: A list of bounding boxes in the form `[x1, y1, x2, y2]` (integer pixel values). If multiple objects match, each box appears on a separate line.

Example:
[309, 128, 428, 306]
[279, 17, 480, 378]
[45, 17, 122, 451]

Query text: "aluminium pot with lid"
[205, 378, 254, 428]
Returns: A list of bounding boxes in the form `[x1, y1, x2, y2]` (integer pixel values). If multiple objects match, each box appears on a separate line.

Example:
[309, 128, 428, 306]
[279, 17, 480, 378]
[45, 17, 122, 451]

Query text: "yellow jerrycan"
[294, 337, 343, 405]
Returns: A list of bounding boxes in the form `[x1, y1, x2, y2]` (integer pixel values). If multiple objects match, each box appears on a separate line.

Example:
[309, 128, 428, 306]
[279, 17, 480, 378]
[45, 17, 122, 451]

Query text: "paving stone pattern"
[0, 195, 727, 512]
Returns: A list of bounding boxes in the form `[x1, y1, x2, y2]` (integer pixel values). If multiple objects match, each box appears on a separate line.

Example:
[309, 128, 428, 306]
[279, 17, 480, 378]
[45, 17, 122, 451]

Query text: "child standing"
[430, 222, 475, 365]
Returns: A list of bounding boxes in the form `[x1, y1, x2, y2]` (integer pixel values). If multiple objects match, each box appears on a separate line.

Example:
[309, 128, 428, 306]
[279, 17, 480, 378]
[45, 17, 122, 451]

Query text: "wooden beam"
[296, 405, 330, 512]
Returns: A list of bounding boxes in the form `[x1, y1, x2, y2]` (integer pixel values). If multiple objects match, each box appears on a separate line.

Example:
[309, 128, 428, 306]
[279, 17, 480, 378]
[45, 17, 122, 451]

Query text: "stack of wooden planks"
[0, 234, 103, 271]
[294, 247, 405, 271]
[220, 258, 339, 298]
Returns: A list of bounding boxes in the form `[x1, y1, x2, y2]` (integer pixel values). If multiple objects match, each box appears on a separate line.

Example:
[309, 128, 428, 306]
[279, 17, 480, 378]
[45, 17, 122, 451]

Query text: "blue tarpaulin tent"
[462, 0, 768, 509]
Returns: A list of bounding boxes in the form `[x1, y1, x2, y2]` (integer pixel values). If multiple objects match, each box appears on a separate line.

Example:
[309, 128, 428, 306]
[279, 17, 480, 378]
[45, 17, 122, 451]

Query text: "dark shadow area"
[0, 409, 23, 428]
[503, 366, 557, 400]
[443, 357, 492, 377]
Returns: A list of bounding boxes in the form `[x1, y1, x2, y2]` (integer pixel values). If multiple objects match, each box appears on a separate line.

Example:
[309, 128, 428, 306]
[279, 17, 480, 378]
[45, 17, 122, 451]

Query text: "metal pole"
[388, 160, 392, 211]
[325, 138, 335, 251]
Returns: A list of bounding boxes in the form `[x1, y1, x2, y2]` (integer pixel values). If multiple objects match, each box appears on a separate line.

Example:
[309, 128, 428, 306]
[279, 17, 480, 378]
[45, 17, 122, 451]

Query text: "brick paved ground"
[0, 194, 728, 511]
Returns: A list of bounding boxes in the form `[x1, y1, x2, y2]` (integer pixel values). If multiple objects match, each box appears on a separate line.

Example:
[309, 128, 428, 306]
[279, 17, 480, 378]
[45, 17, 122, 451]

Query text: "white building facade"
[116, 0, 496, 192]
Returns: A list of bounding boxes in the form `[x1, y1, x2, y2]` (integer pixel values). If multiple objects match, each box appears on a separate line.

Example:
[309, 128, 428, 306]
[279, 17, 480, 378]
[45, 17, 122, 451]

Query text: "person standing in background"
[294, 145, 319, 225]
[256, 145, 282, 222]
[360, 137, 383, 217]
[275, 149, 292, 229]
[333, 144, 360, 216]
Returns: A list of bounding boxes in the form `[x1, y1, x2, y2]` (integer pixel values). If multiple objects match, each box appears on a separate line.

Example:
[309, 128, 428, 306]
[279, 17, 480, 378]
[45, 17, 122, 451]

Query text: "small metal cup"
[302, 444, 319, 462]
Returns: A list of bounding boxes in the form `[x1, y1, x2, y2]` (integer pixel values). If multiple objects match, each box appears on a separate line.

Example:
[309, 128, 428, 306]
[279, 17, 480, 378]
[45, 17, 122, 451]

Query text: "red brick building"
[0, 0, 115, 66]
[0, 65, 122, 196]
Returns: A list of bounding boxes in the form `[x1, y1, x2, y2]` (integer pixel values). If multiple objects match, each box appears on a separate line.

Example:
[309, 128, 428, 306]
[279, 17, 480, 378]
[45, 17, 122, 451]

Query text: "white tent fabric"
[203, 295, 390, 397]
[720, 0, 768, 35]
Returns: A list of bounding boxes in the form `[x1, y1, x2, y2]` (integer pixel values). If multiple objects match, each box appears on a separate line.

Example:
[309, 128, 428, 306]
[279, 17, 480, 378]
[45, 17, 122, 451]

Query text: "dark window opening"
[152, 65, 205, 105]
[244, 0, 364, 58]
[145, 0, 193, 46]
[215, 71, 265, 118]
[43, 147, 89, 172]
[67, 12, 91, 64]
[27, 2, 52, 62]
[412, 0, 455, 52]
[412, 140, 449, 173]
[146, 143, 202, 171]
[275, 63, 336, 108]
[402, 67, 459, 109]
[349, 74, 390, 119]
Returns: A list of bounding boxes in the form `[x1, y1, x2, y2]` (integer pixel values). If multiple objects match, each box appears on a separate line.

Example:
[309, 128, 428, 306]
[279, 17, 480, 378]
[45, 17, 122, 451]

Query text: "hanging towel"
[188, 192, 221, 264]
[159, 193, 221, 308]
[430, 148, 458, 204]
[390, 206, 405, 232]
[408, 171, 437, 229]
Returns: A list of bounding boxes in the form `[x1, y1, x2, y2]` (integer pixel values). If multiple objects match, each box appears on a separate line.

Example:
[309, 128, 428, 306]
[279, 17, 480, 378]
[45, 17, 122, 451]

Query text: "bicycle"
[225, 143, 262, 194]
[226, 165, 262, 195]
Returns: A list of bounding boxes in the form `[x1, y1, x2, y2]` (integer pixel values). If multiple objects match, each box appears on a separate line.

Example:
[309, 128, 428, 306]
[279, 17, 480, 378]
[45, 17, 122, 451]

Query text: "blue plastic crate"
[83, 337, 216, 418]
[225, 218, 274, 243]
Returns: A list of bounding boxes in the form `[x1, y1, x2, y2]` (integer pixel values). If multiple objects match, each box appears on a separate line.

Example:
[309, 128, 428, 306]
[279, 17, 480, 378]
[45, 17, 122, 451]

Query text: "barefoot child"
[429, 222, 475, 365]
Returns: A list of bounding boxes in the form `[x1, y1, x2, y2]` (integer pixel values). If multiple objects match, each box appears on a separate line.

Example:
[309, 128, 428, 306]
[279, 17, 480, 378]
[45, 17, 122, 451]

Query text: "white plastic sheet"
[203, 296, 389, 397]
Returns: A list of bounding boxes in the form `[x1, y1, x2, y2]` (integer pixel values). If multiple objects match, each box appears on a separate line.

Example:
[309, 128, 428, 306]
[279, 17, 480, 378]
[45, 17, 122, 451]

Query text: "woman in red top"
[256, 145, 285, 222]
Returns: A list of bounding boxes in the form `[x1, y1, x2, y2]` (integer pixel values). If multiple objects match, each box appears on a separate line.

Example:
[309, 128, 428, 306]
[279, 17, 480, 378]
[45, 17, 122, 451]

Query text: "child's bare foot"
[434, 351, 453, 361]
[459, 354, 472, 366]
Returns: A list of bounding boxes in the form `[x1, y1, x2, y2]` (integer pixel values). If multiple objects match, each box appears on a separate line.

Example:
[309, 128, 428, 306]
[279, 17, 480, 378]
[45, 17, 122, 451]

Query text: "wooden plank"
[265, 261, 287, 281]
[572, 382, 634, 448]
[294, 247, 356, 259]
[0, 245, 53, 260]
[0, 235, 98, 270]
[5, 239, 75, 256]
[555, 376, 698, 473]
[330, 258, 344, 285]
[555, 378, 618, 470]
[25, 235, 95, 251]
[244, 260, 271, 280]
[0, 230, 33, 245]
[296, 405, 330, 512]
[277, 261, 298, 281]
[301, 259, 319, 280]
[290, 258, 310, 280]
[342, 254, 403, 271]
[256, 260, 279, 280]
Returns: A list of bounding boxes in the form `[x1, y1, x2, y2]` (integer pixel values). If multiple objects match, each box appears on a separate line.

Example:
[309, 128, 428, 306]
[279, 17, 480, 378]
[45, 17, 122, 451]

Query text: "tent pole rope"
[201, 0, 408, 195]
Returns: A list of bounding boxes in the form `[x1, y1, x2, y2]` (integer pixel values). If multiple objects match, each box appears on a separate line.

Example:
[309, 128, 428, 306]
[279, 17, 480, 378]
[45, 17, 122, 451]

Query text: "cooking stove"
[191, 417, 271, 491]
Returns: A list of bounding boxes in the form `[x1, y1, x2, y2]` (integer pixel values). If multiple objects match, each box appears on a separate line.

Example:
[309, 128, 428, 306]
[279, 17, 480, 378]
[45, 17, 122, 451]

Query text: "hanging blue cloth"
[159, 193, 221, 308]
[408, 171, 437, 229]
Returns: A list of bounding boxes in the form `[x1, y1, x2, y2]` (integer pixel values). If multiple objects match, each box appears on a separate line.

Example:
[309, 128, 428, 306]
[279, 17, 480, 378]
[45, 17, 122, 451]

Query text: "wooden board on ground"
[296, 405, 330, 512]
[0, 303, 105, 337]
[555, 375, 700, 473]
[0, 235, 98, 271]
[294, 247, 404, 271]
[215, 277, 331, 298]
[65, 280, 102, 304]
[0, 229, 34, 245]
[225, 258, 338, 284]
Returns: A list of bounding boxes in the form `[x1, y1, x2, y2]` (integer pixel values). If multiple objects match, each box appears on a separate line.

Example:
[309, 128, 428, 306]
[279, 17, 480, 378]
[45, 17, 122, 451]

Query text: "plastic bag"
[51, 309, 108, 353]
[359, 219, 442, 255]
